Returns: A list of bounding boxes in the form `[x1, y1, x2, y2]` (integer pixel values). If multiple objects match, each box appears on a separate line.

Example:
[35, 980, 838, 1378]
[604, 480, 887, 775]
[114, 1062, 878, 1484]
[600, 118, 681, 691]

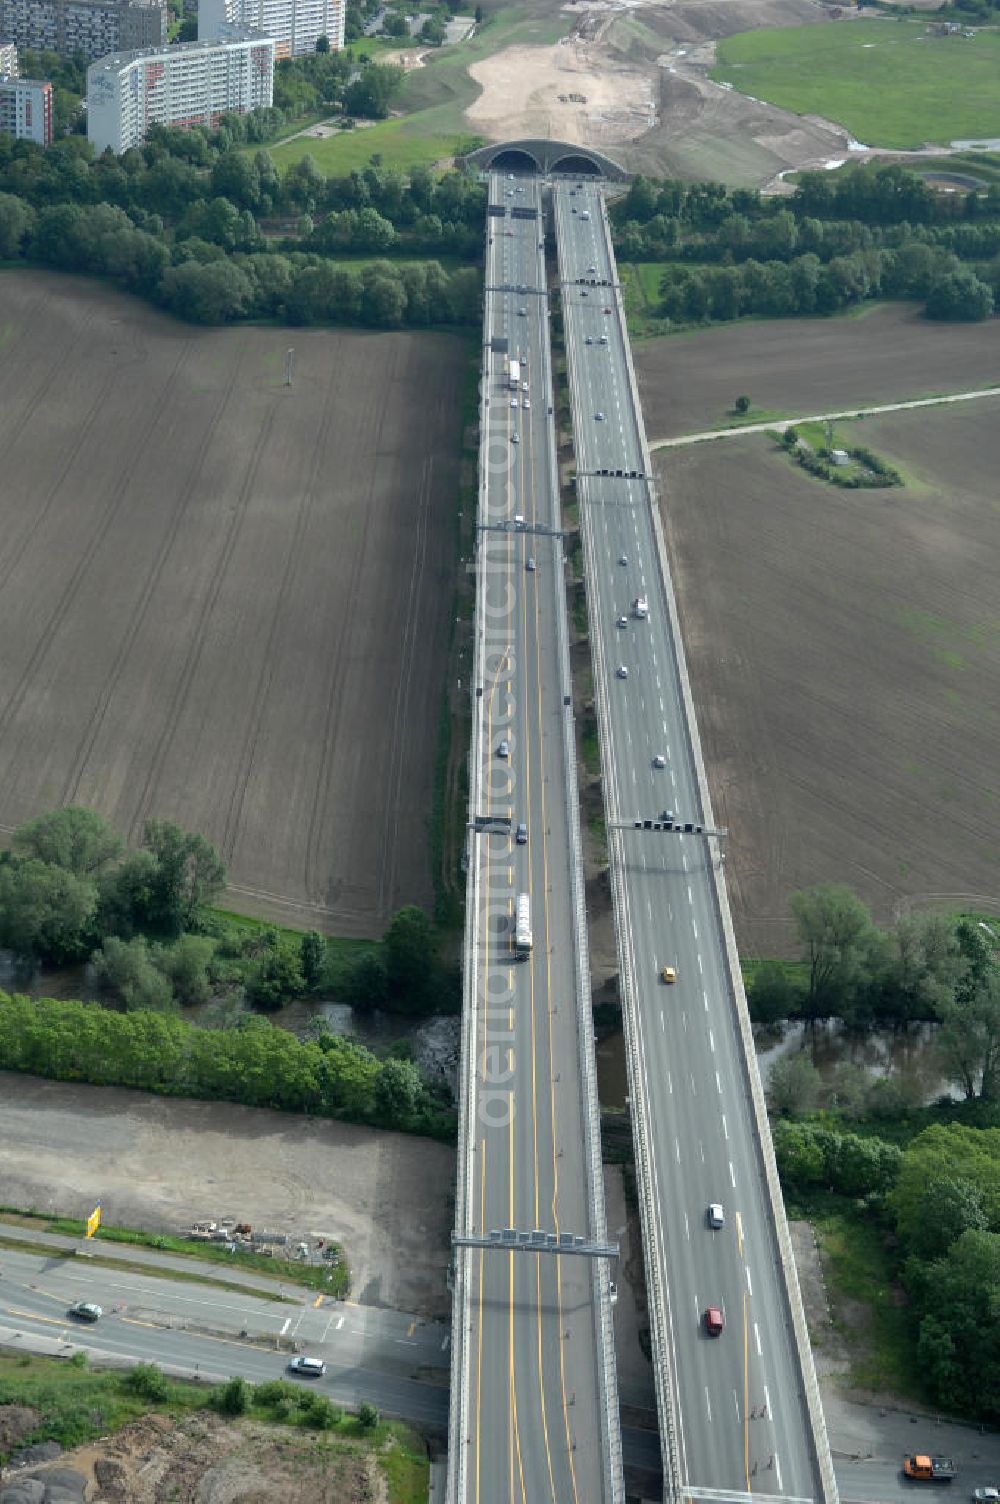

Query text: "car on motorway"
[522, 397, 530, 409]
[517, 307, 527, 317]
[587, 264, 596, 274]
[617, 615, 628, 628]
[526, 557, 536, 572]
[652, 754, 666, 768]
[599, 335, 609, 345]
[585, 335, 593, 345]
[67, 1301, 102, 1322]
[972, 1490, 1000, 1501]
[708, 1203, 725, 1229]
[287, 1357, 327, 1378]
[661, 965, 677, 984]
[498, 740, 509, 758]
[595, 411, 605, 422]
[619, 554, 628, 566]
[704, 1306, 724, 1337]
[510, 398, 518, 409]
[616, 665, 629, 679]
[580, 210, 591, 220]
[511, 432, 519, 444]
[515, 822, 528, 845]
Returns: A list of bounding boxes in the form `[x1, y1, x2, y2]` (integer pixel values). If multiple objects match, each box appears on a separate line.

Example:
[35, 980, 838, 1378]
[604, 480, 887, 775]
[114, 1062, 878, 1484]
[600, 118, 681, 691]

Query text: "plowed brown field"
[656, 397, 1000, 955]
[635, 304, 1000, 443]
[0, 272, 466, 936]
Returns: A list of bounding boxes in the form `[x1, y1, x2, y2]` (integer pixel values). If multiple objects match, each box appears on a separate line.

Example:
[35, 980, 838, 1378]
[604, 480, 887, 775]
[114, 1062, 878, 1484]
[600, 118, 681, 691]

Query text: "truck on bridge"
[514, 892, 532, 956]
[904, 1456, 957, 1482]
[508, 357, 521, 391]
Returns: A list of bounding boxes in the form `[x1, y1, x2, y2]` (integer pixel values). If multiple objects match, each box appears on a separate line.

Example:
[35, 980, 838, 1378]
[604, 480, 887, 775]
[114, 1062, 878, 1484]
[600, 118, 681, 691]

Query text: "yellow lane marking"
[121, 1316, 159, 1329]
[736, 1211, 744, 1260]
[5, 1308, 67, 1328]
[406, 1320, 417, 1338]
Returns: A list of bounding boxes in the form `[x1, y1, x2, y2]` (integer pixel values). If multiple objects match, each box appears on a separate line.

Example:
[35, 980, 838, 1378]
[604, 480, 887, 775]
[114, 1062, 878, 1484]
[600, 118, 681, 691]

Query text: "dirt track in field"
[635, 304, 1000, 442]
[655, 394, 1000, 955]
[0, 272, 466, 937]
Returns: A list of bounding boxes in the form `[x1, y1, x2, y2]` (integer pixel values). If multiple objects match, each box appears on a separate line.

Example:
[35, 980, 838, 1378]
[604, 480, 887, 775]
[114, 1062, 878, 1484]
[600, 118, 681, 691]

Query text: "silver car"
[708, 1203, 725, 1229]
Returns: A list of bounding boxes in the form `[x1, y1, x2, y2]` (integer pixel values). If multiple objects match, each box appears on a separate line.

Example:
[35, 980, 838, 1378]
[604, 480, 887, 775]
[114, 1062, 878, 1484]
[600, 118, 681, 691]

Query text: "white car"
[522, 397, 530, 409]
[599, 335, 609, 345]
[616, 615, 628, 629]
[708, 1203, 725, 1230]
[510, 398, 518, 409]
[972, 1492, 1000, 1502]
[287, 1357, 327, 1378]
[652, 754, 666, 769]
[595, 411, 605, 422]
[511, 432, 519, 444]
[616, 665, 629, 680]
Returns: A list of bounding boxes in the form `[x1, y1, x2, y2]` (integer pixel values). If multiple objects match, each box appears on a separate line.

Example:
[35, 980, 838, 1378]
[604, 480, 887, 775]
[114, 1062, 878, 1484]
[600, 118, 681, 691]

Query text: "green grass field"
[711, 20, 1000, 151]
[268, 5, 571, 175]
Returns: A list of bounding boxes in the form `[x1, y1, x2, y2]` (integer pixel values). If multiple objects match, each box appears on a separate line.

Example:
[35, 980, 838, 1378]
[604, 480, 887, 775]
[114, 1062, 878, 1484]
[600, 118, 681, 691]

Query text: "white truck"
[633, 596, 649, 620]
[508, 357, 521, 391]
[514, 892, 533, 956]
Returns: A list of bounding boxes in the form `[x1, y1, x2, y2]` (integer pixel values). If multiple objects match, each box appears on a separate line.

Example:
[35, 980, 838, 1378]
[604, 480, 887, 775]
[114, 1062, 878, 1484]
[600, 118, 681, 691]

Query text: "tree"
[158, 260, 253, 323]
[789, 885, 876, 1018]
[15, 805, 122, 876]
[343, 64, 403, 120]
[301, 930, 327, 990]
[245, 943, 305, 1011]
[925, 269, 994, 321]
[140, 820, 227, 936]
[747, 961, 801, 1024]
[374, 1056, 423, 1122]
[95, 935, 174, 1010]
[316, 32, 331, 51]
[383, 10, 408, 34]
[905, 1175, 989, 1262]
[0, 856, 97, 963]
[766, 1051, 821, 1116]
[936, 970, 1000, 1101]
[384, 906, 434, 1008]
[342, 949, 389, 1010]
[892, 1124, 1000, 1249]
[734, 394, 750, 415]
[157, 934, 216, 1006]
[0, 191, 35, 258]
[357, 1401, 380, 1429]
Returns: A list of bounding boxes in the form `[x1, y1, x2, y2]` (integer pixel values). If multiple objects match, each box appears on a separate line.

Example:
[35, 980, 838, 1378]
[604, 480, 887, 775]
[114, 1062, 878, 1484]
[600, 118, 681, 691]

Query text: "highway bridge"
[446, 171, 623, 1504]
[552, 178, 839, 1504]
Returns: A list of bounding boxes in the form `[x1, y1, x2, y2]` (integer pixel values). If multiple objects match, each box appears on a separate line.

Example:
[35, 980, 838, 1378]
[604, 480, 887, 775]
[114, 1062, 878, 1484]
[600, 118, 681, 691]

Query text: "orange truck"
[904, 1456, 957, 1482]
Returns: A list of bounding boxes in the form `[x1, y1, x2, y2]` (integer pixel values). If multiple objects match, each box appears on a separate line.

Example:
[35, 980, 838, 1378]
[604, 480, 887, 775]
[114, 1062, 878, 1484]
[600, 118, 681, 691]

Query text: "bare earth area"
[466, 28, 656, 144]
[0, 1072, 455, 1317]
[635, 304, 1000, 442]
[0, 271, 466, 937]
[6, 1412, 385, 1503]
[655, 394, 1000, 955]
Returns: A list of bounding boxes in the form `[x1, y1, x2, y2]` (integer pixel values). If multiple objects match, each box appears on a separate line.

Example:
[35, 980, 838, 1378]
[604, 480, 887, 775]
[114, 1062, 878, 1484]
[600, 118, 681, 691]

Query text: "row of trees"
[0, 992, 452, 1135]
[0, 195, 480, 325]
[750, 887, 1000, 1099]
[773, 1117, 1000, 1420]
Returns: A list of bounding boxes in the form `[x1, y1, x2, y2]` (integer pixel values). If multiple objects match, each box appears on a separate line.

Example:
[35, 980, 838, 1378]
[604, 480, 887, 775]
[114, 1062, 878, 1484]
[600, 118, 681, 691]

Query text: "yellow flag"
[85, 1204, 101, 1239]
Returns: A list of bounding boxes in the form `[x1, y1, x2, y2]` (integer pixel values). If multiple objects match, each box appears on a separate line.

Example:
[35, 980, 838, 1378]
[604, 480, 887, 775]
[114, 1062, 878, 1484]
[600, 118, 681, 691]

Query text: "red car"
[704, 1306, 724, 1337]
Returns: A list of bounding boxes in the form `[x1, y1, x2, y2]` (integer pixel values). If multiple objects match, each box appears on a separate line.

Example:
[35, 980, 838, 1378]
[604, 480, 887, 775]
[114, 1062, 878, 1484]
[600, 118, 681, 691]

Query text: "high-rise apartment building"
[199, 0, 344, 60]
[87, 31, 274, 154]
[0, 36, 18, 75]
[0, 75, 53, 141]
[0, 0, 166, 63]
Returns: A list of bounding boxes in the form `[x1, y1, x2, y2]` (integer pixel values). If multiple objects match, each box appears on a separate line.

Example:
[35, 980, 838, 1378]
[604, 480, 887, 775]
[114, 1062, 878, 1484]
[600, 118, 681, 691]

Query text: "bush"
[211, 1375, 250, 1415]
[357, 1401, 380, 1429]
[124, 1363, 170, 1401]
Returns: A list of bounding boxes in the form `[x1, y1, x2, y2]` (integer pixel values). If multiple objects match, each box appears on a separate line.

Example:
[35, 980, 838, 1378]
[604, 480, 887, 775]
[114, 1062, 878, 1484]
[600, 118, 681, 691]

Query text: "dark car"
[67, 1302, 102, 1322]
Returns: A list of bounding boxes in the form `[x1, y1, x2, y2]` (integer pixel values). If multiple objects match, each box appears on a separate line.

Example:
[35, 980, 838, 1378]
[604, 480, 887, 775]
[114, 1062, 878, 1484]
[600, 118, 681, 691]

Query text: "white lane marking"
[682, 852, 689, 872]
[675, 1138, 681, 1163]
[698, 954, 704, 974]
[687, 885, 694, 905]
[764, 1384, 771, 1419]
[722, 1113, 728, 1139]
[704, 1387, 712, 1423]
[709, 1029, 715, 1053]
[280, 1318, 291, 1336]
[700, 1141, 705, 1163]
[776, 1454, 783, 1491]
[667, 1070, 673, 1094]
[733, 1390, 741, 1422]
[684, 1211, 690, 1241]
[692, 920, 698, 940]
[670, 770, 676, 787]
[690, 1074, 697, 1095]
[442, 1333, 451, 1351]
[754, 1322, 762, 1357]
[336, 1315, 345, 1330]
[729, 1160, 736, 1187]
[746, 1265, 753, 1296]
[660, 1011, 665, 1031]
[716, 1070, 722, 1094]
[647, 897, 653, 922]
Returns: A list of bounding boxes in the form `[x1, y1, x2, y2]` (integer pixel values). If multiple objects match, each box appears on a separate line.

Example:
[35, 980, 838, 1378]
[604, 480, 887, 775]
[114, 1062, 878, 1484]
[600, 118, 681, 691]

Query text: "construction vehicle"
[904, 1456, 957, 1482]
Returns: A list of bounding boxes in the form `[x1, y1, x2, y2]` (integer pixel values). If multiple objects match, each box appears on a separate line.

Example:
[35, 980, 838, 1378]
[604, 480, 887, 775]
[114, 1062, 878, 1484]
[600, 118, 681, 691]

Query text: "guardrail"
[537, 212, 624, 1504]
[593, 192, 840, 1504]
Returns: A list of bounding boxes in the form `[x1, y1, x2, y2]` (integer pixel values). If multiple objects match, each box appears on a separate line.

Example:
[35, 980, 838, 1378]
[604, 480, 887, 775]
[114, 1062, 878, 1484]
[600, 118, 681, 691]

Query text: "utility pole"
[284, 348, 295, 387]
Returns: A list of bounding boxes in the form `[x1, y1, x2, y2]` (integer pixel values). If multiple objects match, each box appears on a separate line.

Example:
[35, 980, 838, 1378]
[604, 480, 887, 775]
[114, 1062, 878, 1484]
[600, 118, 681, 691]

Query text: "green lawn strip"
[0, 1233, 280, 1301]
[812, 1205, 919, 1397]
[0, 1208, 347, 1298]
[711, 21, 1000, 152]
[0, 1352, 428, 1496]
[269, 121, 469, 174]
